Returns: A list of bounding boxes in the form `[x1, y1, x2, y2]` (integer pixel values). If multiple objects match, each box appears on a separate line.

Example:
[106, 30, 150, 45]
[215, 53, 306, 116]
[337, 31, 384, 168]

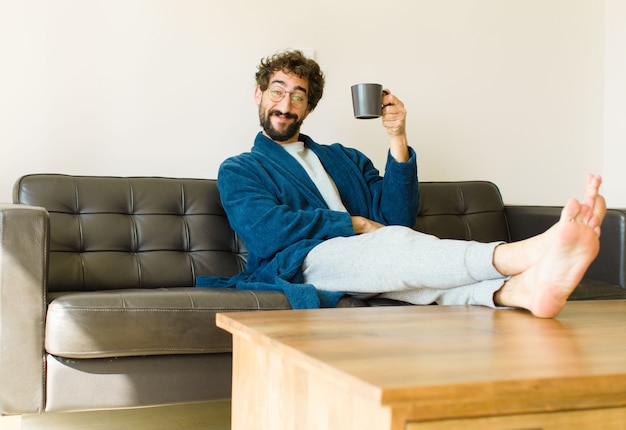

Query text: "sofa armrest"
[505, 205, 626, 291]
[0, 204, 48, 414]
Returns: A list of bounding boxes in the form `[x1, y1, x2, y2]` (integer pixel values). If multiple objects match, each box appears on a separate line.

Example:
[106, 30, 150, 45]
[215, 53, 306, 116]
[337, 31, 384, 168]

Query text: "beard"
[259, 107, 303, 142]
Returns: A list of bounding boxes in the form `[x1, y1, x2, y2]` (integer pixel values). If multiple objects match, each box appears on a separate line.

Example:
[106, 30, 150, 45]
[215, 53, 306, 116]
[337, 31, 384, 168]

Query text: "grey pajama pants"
[302, 226, 508, 308]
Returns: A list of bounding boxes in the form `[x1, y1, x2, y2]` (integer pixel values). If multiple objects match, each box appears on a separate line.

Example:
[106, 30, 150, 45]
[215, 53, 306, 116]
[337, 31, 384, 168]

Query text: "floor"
[0, 400, 231, 430]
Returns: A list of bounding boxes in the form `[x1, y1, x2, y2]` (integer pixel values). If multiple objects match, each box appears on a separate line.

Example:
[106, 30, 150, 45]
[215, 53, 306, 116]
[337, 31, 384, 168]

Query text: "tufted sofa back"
[14, 174, 247, 293]
[14, 175, 510, 294]
[414, 181, 512, 243]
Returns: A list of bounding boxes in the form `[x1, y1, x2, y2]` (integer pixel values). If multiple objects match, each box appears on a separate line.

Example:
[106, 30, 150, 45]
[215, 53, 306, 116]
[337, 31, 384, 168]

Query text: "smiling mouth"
[270, 110, 298, 120]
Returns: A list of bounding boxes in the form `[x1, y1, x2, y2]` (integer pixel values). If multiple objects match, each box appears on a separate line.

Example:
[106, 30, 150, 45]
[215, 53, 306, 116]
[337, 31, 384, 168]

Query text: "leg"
[304, 175, 605, 317]
[380, 279, 506, 307]
[302, 226, 506, 305]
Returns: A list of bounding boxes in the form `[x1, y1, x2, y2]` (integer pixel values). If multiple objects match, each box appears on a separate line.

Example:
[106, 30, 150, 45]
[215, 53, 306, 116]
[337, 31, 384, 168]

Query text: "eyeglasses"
[266, 85, 308, 108]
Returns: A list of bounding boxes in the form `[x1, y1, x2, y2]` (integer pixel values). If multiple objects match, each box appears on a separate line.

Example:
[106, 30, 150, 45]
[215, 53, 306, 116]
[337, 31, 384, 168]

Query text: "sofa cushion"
[45, 288, 291, 359]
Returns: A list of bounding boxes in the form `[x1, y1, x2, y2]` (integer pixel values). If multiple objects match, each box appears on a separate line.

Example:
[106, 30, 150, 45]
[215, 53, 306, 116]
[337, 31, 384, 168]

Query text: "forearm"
[223, 191, 354, 258]
[389, 134, 410, 163]
[382, 89, 409, 162]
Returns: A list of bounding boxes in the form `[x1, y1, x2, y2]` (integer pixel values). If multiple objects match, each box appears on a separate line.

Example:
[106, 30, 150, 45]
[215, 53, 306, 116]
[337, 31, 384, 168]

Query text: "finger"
[381, 106, 404, 121]
[382, 119, 405, 136]
[382, 95, 405, 116]
[382, 89, 392, 108]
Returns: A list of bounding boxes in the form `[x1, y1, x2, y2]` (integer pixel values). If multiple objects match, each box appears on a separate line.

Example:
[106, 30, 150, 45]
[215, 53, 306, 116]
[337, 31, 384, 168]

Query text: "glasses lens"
[290, 93, 306, 107]
[268, 87, 285, 102]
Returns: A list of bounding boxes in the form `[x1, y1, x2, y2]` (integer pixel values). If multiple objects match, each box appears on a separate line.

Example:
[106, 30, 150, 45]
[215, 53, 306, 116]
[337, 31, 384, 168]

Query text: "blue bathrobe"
[196, 132, 419, 308]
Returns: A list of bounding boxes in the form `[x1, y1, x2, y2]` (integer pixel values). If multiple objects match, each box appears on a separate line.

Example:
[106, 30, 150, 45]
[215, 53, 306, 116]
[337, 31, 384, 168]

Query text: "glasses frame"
[266, 85, 308, 108]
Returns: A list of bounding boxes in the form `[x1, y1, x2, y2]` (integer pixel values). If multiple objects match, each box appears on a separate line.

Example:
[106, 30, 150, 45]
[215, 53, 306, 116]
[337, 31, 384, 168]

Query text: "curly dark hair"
[255, 50, 325, 111]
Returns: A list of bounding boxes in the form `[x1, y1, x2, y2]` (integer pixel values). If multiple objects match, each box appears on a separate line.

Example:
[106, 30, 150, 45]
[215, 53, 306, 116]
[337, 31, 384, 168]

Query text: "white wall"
[0, 0, 623, 206]
[604, 0, 626, 207]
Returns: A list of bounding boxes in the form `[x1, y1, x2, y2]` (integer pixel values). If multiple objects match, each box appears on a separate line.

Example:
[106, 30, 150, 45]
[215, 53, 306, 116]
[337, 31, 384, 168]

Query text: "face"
[255, 70, 311, 143]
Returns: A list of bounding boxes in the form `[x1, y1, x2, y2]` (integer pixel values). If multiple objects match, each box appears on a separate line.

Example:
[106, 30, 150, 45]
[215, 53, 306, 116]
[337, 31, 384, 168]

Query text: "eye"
[269, 88, 284, 98]
[291, 93, 305, 103]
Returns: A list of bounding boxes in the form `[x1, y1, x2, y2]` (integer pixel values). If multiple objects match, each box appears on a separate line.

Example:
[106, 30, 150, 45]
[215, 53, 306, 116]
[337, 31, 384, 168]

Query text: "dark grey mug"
[351, 83, 383, 119]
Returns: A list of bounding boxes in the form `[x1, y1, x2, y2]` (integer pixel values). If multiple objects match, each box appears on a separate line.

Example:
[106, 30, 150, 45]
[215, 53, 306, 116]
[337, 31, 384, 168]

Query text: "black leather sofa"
[1, 174, 624, 415]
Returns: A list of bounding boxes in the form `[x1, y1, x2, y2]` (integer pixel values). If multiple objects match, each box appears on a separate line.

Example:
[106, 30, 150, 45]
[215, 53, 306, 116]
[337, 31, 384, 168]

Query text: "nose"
[275, 93, 293, 111]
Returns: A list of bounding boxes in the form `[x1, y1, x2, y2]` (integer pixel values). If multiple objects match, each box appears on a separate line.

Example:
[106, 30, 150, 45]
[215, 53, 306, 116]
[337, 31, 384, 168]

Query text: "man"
[206, 50, 606, 318]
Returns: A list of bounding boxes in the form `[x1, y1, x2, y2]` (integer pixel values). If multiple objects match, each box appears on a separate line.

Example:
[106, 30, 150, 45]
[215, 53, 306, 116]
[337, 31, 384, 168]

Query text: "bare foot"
[492, 175, 605, 277]
[494, 198, 600, 318]
[493, 200, 585, 276]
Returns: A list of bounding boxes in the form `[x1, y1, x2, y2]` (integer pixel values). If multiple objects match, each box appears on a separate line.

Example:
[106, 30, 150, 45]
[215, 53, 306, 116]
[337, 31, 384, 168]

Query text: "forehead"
[269, 70, 309, 93]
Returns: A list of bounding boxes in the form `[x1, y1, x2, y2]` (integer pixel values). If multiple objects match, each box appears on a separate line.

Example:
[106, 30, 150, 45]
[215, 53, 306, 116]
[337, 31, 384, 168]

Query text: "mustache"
[269, 109, 298, 120]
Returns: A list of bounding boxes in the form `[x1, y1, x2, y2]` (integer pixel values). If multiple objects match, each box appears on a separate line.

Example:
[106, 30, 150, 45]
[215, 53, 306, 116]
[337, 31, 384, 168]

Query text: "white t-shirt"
[281, 142, 348, 212]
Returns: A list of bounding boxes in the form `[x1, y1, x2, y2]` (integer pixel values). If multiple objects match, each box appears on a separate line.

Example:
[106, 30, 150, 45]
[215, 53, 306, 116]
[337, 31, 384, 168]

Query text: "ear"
[254, 85, 263, 105]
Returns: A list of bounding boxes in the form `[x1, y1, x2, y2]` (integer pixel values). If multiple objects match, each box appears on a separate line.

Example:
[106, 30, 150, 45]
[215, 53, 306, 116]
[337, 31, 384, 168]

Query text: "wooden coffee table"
[217, 300, 626, 429]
